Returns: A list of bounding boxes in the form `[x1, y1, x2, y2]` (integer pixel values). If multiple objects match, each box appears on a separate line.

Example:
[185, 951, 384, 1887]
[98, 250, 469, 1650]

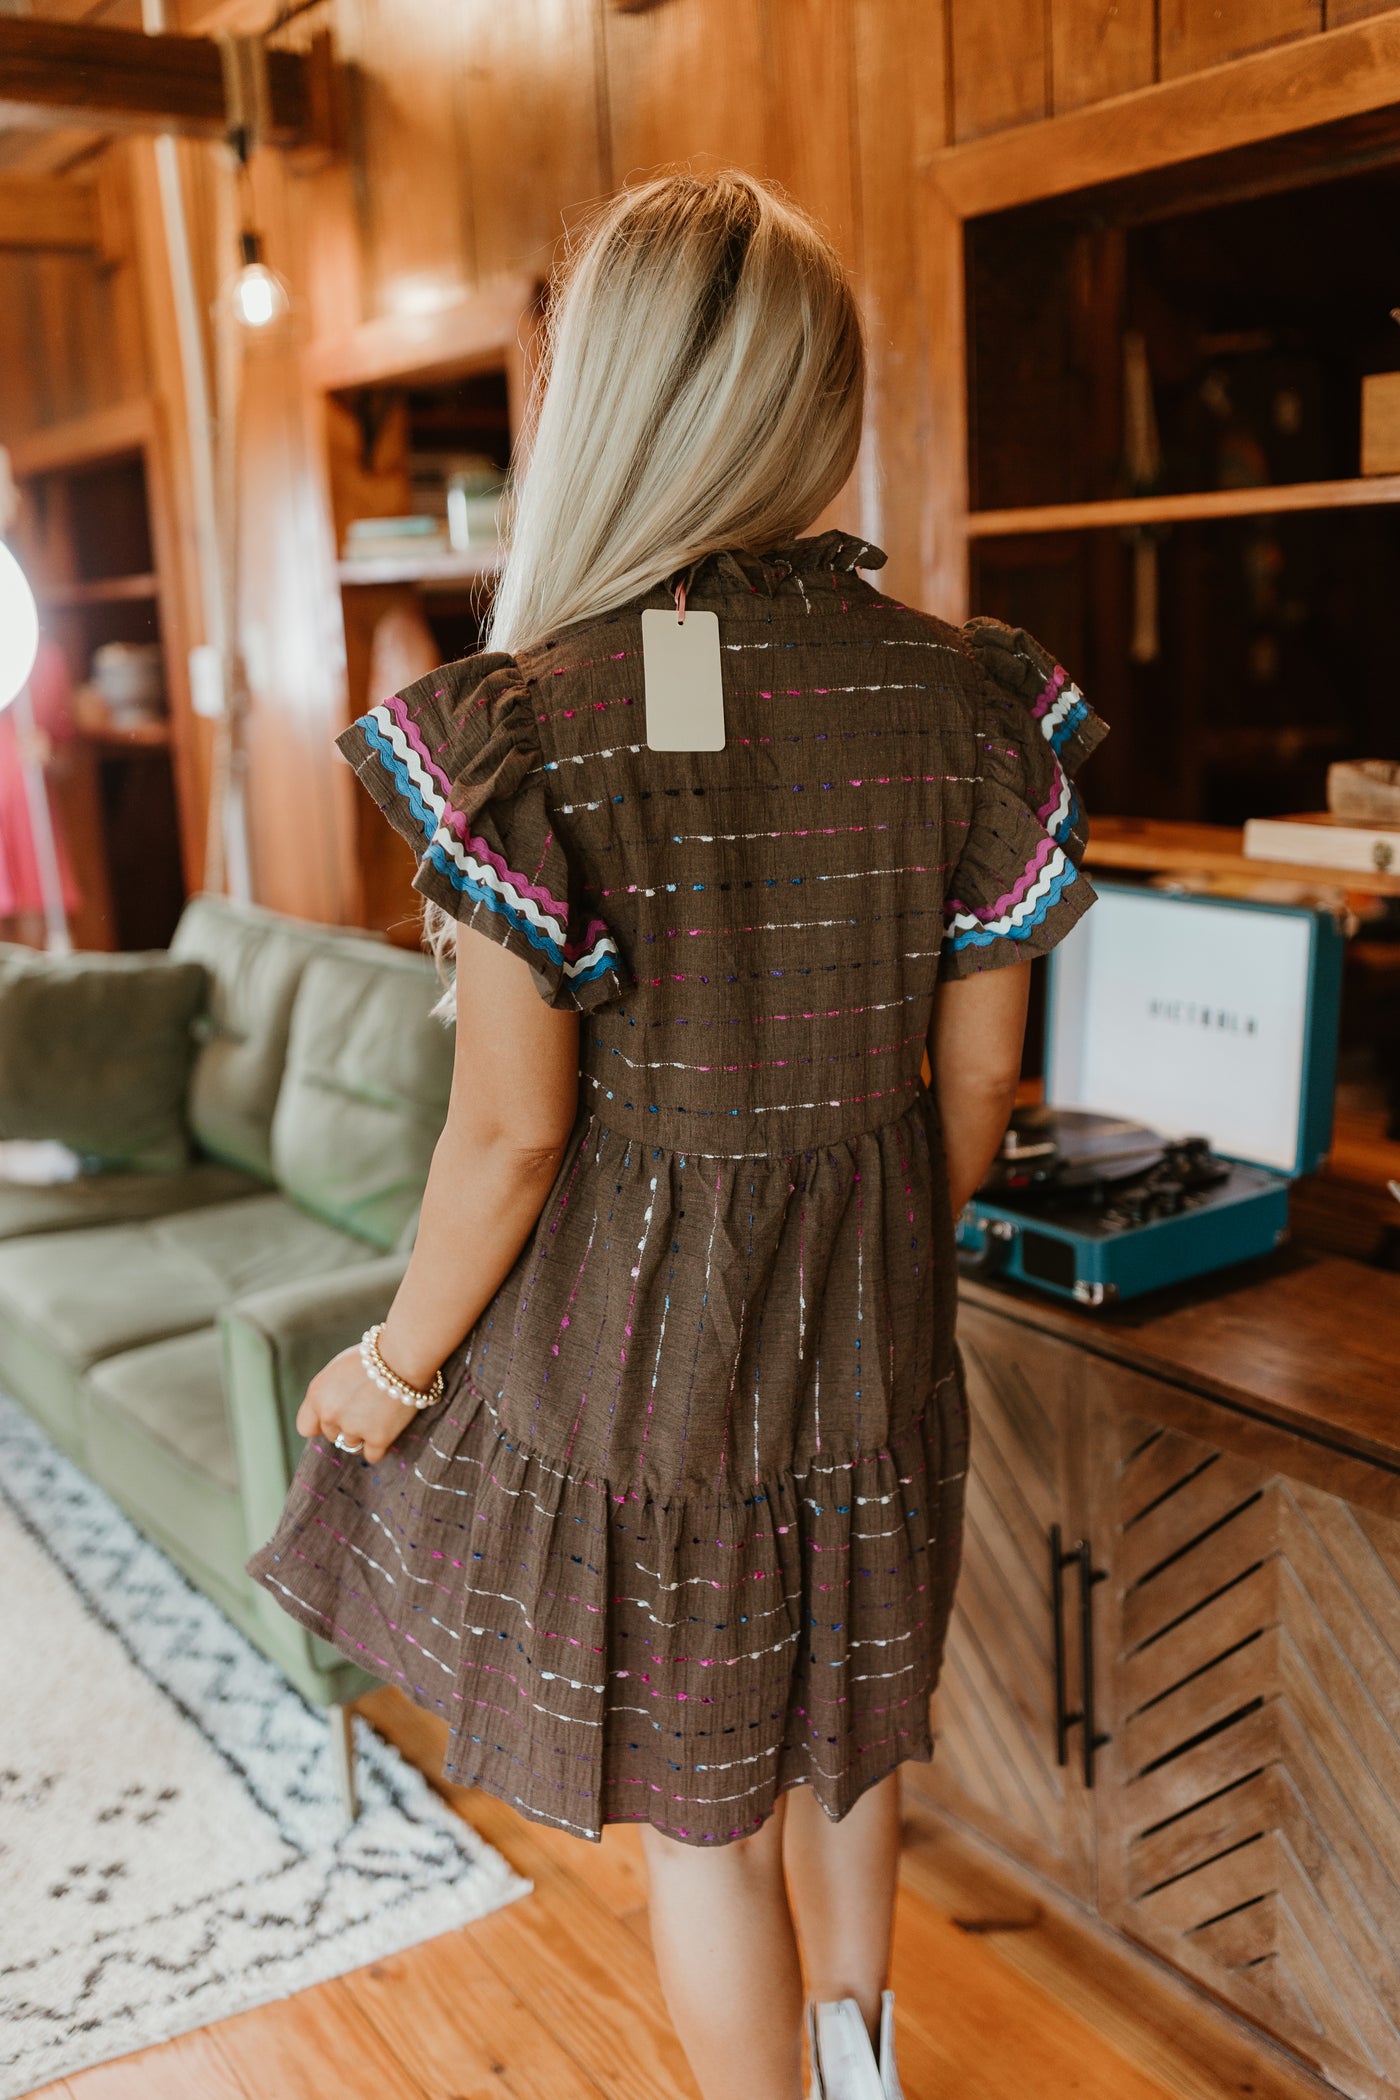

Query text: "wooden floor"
[28, 1688, 1332, 2100]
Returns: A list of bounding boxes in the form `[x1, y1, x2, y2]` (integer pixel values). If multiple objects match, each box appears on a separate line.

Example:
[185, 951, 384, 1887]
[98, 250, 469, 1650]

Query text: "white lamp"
[0, 538, 38, 711]
[0, 504, 70, 953]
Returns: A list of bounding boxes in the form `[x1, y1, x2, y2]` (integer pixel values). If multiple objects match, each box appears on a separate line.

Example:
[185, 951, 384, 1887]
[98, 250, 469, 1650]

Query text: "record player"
[956, 882, 1344, 1306]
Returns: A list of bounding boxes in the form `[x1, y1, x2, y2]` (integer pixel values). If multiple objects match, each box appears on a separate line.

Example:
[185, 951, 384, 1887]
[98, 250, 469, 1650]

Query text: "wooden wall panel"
[602, 0, 770, 186]
[1051, 0, 1156, 111]
[456, 0, 608, 283]
[1158, 0, 1323, 81]
[761, 0, 859, 263]
[851, 0, 949, 607]
[949, 0, 1047, 141]
[1328, 0, 1400, 21]
[335, 0, 476, 315]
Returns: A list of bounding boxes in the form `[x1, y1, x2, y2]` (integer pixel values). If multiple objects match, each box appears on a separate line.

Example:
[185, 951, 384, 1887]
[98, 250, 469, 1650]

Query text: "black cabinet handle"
[1049, 1524, 1110, 1785]
[1049, 1523, 1076, 1766]
[1075, 1536, 1110, 1789]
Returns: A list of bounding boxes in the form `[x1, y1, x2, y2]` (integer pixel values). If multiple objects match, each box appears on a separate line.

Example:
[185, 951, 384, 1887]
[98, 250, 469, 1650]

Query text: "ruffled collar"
[674, 530, 887, 598]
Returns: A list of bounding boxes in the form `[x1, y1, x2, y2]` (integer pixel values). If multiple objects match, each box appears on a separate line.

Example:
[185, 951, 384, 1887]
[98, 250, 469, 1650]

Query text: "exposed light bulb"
[0, 540, 39, 712]
[230, 232, 290, 331]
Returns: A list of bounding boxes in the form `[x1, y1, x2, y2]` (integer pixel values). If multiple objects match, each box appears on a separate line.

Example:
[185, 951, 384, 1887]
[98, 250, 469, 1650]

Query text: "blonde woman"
[251, 173, 1105, 2100]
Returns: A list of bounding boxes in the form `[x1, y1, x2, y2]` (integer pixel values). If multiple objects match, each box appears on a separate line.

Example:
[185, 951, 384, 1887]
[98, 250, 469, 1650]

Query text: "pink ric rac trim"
[1035, 760, 1071, 829]
[1030, 664, 1067, 719]
[946, 830, 1057, 924]
[570, 916, 612, 961]
[381, 692, 570, 923]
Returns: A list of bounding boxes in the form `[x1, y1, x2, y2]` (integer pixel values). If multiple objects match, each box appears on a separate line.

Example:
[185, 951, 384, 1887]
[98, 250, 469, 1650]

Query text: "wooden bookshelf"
[12, 425, 188, 949]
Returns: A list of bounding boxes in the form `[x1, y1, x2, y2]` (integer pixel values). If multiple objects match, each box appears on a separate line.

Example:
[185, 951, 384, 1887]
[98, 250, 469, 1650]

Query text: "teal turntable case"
[955, 882, 1345, 1306]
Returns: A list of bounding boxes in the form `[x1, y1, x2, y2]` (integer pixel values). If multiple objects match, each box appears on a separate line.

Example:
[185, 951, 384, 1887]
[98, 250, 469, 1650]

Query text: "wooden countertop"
[1084, 814, 1400, 897]
[960, 1250, 1400, 1475]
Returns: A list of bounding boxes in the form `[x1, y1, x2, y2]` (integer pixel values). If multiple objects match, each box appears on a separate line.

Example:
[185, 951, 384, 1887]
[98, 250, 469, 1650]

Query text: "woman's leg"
[783, 1771, 903, 2040]
[641, 1796, 805, 2100]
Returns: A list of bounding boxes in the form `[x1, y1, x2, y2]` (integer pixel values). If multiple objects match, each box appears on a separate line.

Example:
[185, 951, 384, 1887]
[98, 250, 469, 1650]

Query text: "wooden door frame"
[921, 13, 1400, 623]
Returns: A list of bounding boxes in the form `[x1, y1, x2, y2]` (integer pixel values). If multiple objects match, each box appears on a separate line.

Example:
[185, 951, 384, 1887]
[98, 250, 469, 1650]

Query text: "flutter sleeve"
[336, 651, 625, 1010]
[939, 618, 1108, 980]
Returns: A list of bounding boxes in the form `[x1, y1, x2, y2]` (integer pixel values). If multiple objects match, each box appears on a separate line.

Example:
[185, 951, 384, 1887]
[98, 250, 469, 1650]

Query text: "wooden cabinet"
[922, 1283, 1400, 2100]
[920, 1304, 1097, 1899]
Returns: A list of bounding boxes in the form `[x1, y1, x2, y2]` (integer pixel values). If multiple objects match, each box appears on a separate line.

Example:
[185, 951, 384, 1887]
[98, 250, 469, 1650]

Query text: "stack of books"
[342, 515, 448, 563]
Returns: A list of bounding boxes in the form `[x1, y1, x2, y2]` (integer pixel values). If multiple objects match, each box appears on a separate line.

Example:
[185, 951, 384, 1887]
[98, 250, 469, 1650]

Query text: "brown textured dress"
[248, 532, 1105, 1845]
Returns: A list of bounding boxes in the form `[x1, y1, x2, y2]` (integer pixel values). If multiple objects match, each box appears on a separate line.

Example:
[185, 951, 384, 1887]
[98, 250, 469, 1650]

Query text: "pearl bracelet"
[359, 1323, 445, 1411]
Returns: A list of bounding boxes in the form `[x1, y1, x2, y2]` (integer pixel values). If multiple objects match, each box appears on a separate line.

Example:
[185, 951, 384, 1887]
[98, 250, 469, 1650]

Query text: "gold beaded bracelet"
[358, 1323, 445, 1411]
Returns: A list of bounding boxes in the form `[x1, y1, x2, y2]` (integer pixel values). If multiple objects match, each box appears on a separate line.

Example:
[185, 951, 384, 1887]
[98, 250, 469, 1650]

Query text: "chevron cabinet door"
[1092, 1370, 1400, 2100]
[920, 1302, 1099, 1901]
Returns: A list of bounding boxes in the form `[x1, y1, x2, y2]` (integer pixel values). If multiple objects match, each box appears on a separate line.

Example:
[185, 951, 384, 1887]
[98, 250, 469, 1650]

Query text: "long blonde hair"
[429, 170, 865, 985]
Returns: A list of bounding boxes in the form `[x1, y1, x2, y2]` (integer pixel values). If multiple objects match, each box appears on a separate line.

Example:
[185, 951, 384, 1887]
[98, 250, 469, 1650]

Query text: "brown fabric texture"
[248, 532, 1106, 1845]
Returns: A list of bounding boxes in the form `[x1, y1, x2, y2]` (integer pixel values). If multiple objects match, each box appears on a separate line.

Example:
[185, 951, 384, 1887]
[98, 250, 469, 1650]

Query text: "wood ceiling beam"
[0, 17, 311, 145]
[0, 174, 98, 249]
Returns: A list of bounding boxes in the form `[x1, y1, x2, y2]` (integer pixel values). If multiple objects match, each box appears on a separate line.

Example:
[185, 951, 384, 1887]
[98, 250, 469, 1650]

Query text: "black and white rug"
[0, 1395, 528, 2100]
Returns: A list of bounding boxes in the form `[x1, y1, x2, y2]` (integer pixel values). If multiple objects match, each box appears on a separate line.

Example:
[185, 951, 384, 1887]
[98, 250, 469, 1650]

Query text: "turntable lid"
[1044, 883, 1343, 1178]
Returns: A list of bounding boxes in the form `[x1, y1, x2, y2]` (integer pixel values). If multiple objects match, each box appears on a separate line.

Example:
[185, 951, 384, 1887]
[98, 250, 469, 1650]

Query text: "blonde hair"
[427, 170, 865, 986]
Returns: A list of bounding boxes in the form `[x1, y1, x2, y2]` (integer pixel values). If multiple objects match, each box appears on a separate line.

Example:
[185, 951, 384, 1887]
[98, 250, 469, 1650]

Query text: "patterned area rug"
[0, 1396, 528, 2100]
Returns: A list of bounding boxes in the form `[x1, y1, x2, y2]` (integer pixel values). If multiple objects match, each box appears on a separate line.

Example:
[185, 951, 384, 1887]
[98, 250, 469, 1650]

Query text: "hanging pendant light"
[229, 230, 290, 332]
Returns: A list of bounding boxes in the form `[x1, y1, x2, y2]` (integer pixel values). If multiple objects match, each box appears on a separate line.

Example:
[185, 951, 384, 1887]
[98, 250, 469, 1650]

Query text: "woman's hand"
[295, 1346, 418, 1466]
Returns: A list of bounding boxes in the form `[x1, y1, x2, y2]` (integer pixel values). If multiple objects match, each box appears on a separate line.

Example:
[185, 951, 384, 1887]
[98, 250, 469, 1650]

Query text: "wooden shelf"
[80, 718, 171, 751]
[337, 548, 499, 589]
[40, 572, 158, 607]
[7, 399, 153, 479]
[1085, 815, 1400, 898]
[966, 474, 1400, 538]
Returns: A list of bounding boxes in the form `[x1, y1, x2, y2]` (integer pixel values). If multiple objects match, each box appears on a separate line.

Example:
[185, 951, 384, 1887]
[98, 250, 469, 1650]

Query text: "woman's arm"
[928, 963, 1032, 1217]
[296, 928, 580, 1463]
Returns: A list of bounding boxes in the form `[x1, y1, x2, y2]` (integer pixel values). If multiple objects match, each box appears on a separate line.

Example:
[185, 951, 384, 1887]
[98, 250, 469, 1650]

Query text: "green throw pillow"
[0, 945, 207, 1174]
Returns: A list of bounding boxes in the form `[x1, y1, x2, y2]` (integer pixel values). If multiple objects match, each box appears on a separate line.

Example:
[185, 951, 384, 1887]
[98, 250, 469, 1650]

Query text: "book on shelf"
[1242, 810, 1400, 876]
[341, 514, 448, 562]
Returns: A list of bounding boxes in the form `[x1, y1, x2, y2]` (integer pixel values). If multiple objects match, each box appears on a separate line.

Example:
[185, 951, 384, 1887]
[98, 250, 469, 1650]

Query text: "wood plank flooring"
[27, 1688, 1335, 2100]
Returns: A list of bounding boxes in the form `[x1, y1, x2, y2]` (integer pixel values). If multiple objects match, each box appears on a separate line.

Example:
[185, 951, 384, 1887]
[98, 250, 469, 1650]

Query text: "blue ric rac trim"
[359, 715, 440, 844]
[1048, 695, 1090, 756]
[946, 857, 1079, 951]
[420, 842, 566, 964]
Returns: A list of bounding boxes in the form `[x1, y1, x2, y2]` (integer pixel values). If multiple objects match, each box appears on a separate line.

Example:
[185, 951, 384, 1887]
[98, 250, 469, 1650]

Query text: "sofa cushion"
[0, 1191, 369, 1373]
[0, 1159, 262, 1242]
[170, 896, 334, 1180]
[0, 944, 206, 1173]
[85, 1327, 237, 1493]
[271, 944, 452, 1251]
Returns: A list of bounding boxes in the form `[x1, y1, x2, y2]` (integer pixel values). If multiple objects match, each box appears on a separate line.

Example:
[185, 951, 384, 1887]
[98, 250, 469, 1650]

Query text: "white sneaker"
[806, 1997, 885, 2100]
[879, 1991, 904, 2100]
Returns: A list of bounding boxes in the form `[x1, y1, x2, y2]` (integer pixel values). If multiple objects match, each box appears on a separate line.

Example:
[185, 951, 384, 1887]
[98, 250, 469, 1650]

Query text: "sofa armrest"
[221, 1254, 407, 1547]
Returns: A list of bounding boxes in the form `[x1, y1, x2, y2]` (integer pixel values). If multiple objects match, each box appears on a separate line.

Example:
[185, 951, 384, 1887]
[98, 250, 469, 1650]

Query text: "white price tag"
[642, 607, 725, 752]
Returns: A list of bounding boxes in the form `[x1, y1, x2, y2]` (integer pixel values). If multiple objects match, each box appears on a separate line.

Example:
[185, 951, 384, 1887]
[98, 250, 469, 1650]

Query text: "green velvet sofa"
[0, 896, 454, 1809]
